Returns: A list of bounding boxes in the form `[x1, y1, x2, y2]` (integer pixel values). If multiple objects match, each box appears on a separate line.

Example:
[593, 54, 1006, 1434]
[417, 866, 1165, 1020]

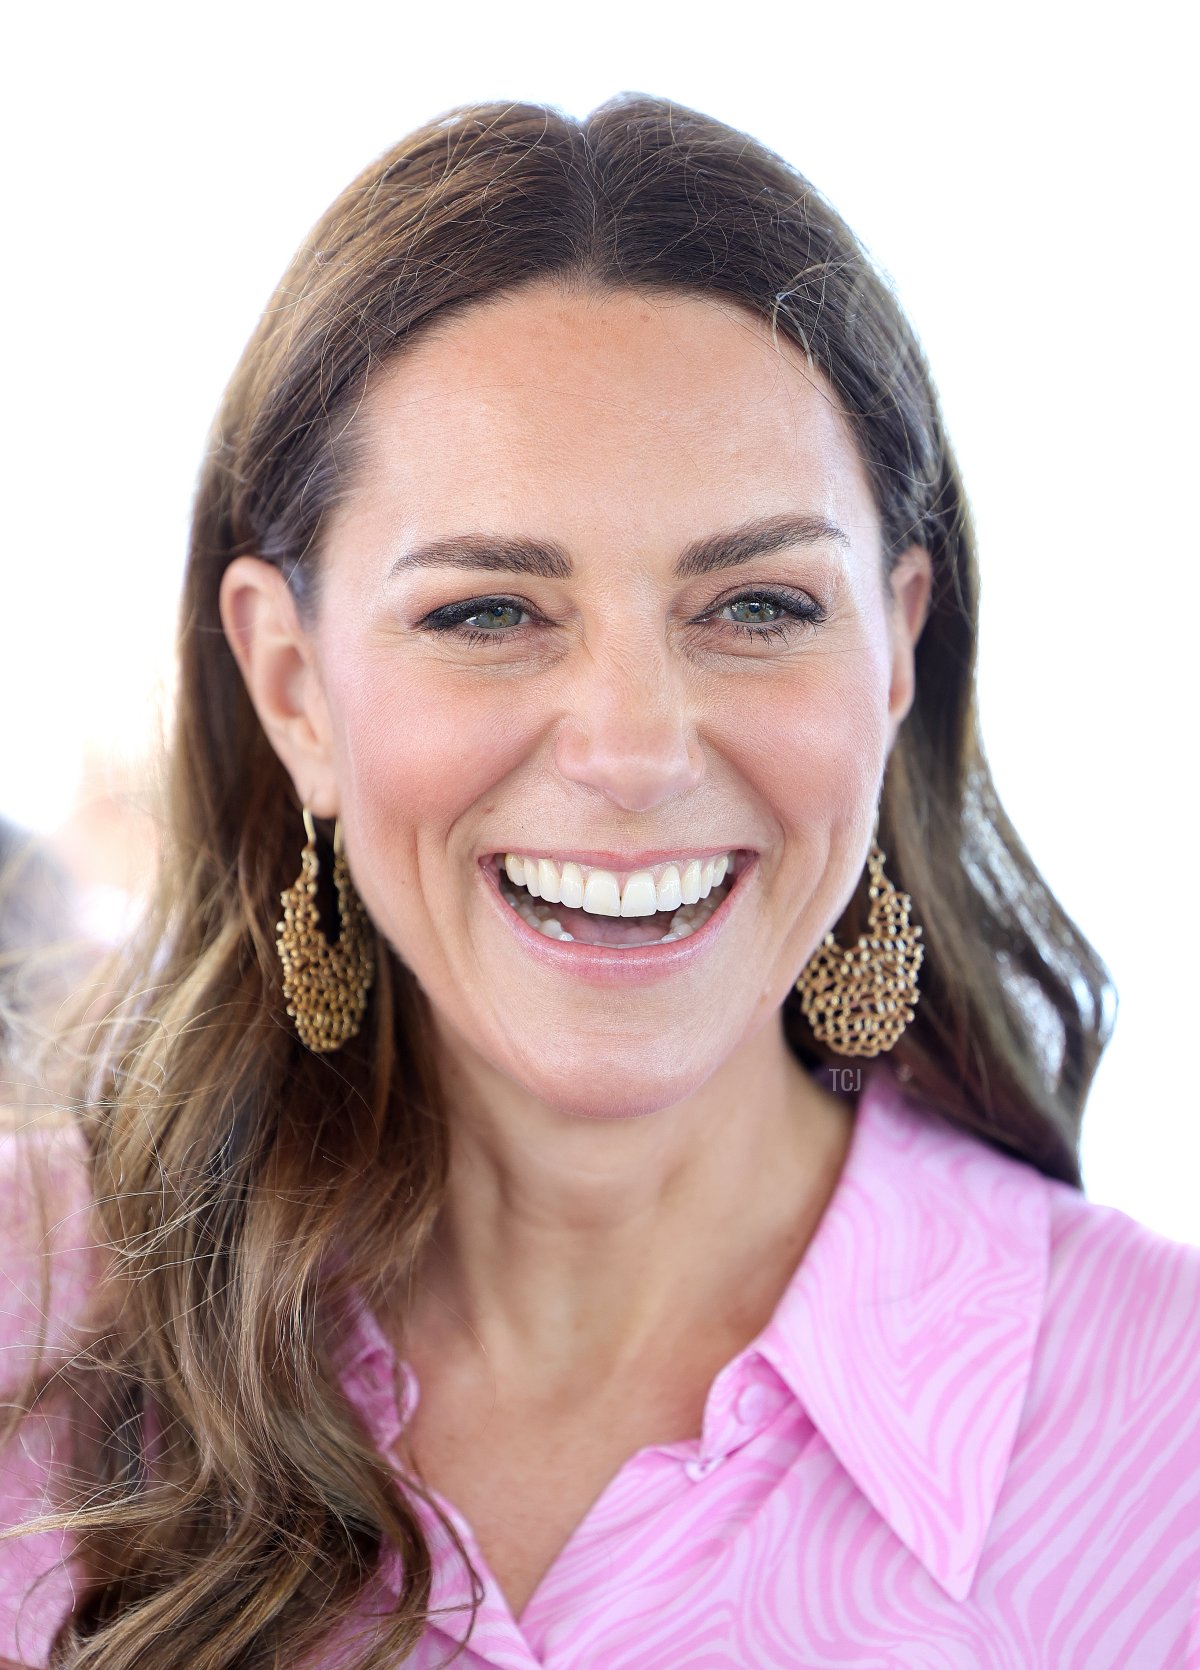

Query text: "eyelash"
[421, 589, 827, 649]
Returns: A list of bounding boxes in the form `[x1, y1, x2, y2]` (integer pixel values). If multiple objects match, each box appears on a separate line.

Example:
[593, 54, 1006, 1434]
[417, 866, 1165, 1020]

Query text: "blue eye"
[719, 593, 825, 641]
[421, 589, 826, 648]
[453, 601, 525, 636]
[417, 597, 529, 646]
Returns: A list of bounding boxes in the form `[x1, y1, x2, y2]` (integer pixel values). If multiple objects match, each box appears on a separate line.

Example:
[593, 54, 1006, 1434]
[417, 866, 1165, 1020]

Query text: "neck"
[394, 1014, 854, 1391]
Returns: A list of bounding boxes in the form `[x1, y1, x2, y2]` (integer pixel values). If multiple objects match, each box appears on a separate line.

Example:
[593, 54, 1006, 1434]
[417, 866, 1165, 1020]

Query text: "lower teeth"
[498, 874, 729, 944]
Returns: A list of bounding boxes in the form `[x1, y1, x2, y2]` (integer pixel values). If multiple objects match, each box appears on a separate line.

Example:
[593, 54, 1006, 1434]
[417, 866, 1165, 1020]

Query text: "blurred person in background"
[1, 96, 1197, 1670]
[0, 818, 84, 1111]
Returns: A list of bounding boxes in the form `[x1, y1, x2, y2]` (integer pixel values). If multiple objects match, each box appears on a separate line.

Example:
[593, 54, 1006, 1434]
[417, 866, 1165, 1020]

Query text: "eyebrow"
[387, 512, 850, 583]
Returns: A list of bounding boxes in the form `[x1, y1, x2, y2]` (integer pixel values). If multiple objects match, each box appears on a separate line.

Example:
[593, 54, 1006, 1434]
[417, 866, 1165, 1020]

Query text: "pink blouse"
[3, 1063, 1199, 1668]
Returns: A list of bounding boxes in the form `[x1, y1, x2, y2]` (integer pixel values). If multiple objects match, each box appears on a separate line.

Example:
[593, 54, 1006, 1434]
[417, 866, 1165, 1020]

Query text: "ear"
[885, 543, 934, 743]
[217, 557, 340, 818]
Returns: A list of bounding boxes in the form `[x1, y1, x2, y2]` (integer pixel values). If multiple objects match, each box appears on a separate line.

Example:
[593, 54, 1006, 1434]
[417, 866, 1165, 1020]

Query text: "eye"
[453, 601, 526, 639]
[708, 589, 827, 643]
[418, 587, 827, 648]
[420, 597, 532, 646]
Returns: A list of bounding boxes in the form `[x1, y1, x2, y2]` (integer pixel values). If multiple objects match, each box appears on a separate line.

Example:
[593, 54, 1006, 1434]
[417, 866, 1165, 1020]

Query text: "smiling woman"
[2, 95, 1198, 1670]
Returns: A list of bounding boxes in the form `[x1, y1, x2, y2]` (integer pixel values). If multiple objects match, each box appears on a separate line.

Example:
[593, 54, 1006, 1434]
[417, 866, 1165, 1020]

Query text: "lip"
[476, 851, 757, 988]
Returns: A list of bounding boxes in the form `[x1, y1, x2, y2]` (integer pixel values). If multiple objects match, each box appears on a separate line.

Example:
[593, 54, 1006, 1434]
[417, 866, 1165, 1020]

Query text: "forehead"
[334, 282, 882, 557]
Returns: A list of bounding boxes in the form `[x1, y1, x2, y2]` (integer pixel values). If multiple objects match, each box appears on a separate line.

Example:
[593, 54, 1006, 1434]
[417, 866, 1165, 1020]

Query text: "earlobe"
[217, 557, 339, 817]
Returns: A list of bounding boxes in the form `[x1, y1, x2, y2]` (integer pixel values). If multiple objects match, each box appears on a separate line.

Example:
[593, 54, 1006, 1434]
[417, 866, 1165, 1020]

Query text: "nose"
[552, 634, 705, 813]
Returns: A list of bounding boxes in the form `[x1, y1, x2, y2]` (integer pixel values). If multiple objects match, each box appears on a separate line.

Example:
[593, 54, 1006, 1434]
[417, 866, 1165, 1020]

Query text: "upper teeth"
[501, 852, 734, 917]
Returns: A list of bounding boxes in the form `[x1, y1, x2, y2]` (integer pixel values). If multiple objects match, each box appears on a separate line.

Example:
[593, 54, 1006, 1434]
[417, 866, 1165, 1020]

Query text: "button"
[734, 1381, 785, 1430]
[684, 1454, 723, 1482]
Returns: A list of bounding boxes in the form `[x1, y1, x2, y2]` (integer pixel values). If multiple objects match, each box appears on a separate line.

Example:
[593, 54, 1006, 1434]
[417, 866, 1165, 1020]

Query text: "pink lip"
[475, 853, 756, 988]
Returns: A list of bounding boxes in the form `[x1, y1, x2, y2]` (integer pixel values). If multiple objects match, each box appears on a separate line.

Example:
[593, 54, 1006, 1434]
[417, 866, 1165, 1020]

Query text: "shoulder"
[0, 1112, 95, 1670]
[885, 1069, 1200, 1398]
[932, 1134, 1200, 1654]
[1039, 1175, 1200, 1401]
[1013, 1172, 1200, 1539]
[0, 1112, 97, 1393]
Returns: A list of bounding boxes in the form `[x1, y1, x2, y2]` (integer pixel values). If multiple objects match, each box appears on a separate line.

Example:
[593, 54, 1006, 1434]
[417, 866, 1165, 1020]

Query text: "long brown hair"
[9, 94, 1112, 1668]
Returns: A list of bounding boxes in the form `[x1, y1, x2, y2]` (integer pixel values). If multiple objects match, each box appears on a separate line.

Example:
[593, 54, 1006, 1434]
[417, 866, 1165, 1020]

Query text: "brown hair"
[8, 94, 1112, 1668]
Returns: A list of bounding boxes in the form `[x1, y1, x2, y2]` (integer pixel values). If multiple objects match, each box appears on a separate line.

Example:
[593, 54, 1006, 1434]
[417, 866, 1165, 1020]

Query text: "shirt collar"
[332, 1058, 1052, 1615]
[753, 1060, 1051, 1601]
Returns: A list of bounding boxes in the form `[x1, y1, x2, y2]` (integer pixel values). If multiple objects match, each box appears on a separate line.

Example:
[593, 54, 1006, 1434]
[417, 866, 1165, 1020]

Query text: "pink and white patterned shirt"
[3, 1062, 1200, 1668]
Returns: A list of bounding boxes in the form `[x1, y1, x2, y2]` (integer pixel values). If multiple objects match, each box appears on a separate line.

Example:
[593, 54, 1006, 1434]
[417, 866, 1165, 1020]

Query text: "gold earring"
[794, 836, 923, 1058]
[276, 809, 375, 1053]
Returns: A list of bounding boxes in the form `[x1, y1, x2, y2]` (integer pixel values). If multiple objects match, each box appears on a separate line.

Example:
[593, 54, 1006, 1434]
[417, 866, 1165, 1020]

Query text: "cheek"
[319, 617, 892, 883]
[324, 657, 532, 844]
[728, 648, 891, 825]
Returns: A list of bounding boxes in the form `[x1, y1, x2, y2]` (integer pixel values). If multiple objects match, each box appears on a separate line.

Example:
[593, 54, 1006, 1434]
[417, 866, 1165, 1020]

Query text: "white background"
[1, 1, 1195, 1240]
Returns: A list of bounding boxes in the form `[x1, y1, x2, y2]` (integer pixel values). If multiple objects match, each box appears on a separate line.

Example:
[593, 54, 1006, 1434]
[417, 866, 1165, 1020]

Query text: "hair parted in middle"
[13, 95, 1111, 1670]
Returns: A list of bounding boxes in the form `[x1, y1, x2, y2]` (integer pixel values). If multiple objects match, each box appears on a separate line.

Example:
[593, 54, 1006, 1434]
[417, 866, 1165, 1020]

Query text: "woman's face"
[227, 283, 930, 1117]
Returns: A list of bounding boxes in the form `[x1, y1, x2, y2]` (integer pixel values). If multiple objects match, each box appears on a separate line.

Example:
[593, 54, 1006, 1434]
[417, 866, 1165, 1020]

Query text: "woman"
[3, 95, 1197, 1670]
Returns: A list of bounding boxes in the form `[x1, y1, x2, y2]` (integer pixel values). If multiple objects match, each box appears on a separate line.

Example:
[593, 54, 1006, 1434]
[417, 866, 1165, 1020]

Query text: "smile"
[498, 849, 738, 946]
[478, 850, 755, 983]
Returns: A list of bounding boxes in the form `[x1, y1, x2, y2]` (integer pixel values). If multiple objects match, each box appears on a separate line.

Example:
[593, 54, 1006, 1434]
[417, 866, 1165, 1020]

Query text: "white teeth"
[498, 867, 728, 945]
[501, 851, 738, 919]
[656, 864, 683, 912]
[619, 871, 658, 918]
[582, 871, 622, 917]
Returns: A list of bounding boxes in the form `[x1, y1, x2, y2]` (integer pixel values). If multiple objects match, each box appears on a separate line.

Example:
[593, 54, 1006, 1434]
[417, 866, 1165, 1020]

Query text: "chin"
[500, 1047, 723, 1123]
